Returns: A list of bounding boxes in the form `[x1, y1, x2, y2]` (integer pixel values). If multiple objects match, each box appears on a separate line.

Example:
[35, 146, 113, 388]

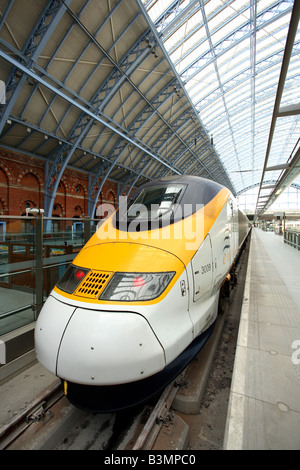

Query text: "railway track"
[0, 370, 188, 450]
[0, 374, 185, 450]
[0, 313, 233, 451]
[0, 237, 250, 451]
[0, 380, 64, 450]
[0, 323, 231, 451]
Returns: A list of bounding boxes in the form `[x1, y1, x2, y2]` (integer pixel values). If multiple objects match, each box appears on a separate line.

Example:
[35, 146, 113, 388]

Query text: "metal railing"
[284, 229, 300, 250]
[0, 214, 99, 337]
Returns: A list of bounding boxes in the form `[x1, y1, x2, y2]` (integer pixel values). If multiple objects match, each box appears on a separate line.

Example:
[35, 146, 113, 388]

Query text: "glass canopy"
[142, 0, 300, 197]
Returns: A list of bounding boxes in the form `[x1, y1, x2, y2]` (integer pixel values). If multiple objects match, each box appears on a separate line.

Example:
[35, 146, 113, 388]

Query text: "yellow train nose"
[54, 242, 185, 305]
[74, 241, 183, 273]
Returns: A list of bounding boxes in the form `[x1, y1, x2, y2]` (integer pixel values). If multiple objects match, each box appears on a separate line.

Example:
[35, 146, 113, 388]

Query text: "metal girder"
[1, 0, 297, 217]
[199, 1, 244, 187]
[278, 103, 300, 117]
[43, 1, 213, 216]
[25, 0, 129, 129]
[255, 0, 300, 217]
[62, 0, 128, 89]
[0, 0, 13, 31]
[153, 0, 199, 37]
[86, 69, 214, 215]
[1, 46, 188, 192]
[178, 1, 292, 86]
[236, 180, 278, 196]
[119, 89, 193, 161]
[92, 59, 214, 184]
[157, 130, 210, 175]
[149, 130, 214, 180]
[0, 0, 235, 215]
[44, 119, 93, 217]
[125, 159, 151, 195]
[1, 1, 176, 217]
[196, 42, 300, 121]
[0, 0, 249, 209]
[256, 145, 300, 214]
[158, 0, 297, 196]
[0, 116, 114, 179]
[0, 0, 72, 135]
[122, 107, 203, 190]
[137, 0, 234, 193]
[88, 72, 180, 171]
[44, 23, 155, 217]
[166, 1, 239, 57]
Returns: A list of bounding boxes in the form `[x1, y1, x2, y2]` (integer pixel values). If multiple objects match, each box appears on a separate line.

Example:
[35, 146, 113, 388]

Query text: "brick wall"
[0, 148, 118, 217]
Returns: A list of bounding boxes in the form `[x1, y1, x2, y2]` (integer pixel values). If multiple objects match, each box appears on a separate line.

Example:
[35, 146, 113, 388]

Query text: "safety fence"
[284, 229, 300, 250]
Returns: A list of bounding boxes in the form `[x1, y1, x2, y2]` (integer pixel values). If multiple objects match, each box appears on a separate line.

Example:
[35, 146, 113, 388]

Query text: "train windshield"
[114, 176, 223, 232]
[125, 184, 185, 220]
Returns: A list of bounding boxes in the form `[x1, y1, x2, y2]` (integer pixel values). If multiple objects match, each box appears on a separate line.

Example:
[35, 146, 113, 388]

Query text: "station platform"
[224, 228, 300, 450]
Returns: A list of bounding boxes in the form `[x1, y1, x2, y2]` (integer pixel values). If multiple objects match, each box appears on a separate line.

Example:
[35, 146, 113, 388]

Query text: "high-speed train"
[35, 175, 250, 412]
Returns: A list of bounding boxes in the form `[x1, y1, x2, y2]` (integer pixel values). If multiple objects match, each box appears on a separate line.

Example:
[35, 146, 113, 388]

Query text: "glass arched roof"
[142, 0, 300, 201]
[0, 0, 299, 217]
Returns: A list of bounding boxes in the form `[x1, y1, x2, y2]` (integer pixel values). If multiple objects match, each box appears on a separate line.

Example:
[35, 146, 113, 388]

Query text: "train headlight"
[100, 272, 175, 301]
[56, 264, 90, 293]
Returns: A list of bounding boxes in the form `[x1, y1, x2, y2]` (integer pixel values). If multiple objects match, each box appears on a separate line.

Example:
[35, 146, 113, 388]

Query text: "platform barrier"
[284, 229, 300, 250]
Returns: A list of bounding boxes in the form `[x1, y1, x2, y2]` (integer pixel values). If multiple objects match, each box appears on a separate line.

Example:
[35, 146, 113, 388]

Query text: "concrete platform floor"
[224, 228, 300, 450]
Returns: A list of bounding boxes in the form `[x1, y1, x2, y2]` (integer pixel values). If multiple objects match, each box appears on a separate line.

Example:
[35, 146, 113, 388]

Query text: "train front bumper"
[35, 295, 165, 385]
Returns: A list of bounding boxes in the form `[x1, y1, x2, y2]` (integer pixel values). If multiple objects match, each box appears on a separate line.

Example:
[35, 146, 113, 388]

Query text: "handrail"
[284, 229, 300, 250]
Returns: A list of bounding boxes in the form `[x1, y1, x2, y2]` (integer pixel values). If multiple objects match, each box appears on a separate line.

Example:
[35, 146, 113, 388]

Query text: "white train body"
[35, 176, 249, 410]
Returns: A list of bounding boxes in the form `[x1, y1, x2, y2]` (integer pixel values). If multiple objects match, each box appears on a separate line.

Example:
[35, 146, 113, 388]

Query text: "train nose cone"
[35, 296, 76, 375]
[57, 307, 165, 385]
[35, 296, 165, 385]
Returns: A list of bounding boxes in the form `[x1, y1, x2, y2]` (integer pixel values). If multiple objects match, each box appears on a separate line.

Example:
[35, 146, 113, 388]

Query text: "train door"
[191, 234, 213, 302]
[188, 234, 214, 337]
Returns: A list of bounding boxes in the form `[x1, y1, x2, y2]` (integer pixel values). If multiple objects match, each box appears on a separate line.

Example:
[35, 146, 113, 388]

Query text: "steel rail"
[0, 380, 63, 450]
[132, 370, 186, 450]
